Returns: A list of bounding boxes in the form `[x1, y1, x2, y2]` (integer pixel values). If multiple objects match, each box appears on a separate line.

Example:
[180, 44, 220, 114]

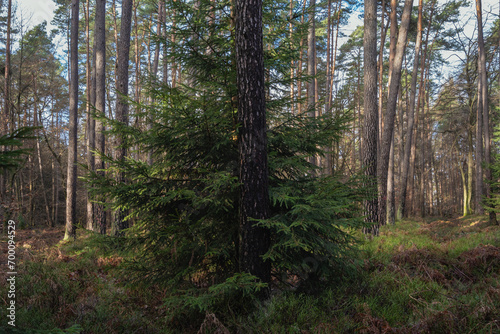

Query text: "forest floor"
[0, 215, 500, 333]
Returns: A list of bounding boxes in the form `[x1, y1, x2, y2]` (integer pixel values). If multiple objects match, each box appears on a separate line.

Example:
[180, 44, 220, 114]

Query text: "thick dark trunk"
[235, 0, 271, 284]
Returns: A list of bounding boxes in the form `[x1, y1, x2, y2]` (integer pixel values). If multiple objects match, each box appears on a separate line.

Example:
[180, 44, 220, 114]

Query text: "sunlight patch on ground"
[468, 220, 480, 227]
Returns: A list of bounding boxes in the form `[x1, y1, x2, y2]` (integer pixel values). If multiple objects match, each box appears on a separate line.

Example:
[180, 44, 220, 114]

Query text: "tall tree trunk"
[382, 0, 398, 153]
[52, 104, 61, 225]
[362, 0, 379, 236]
[148, 1, 163, 166]
[378, 0, 412, 225]
[112, 0, 120, 85]
[28, 155, 34, 226]
[134, 0, 142, 120]
[113, 0, 134, 236]
[457, 146, 467, 216]
[235, 0, 271, 284]
[326, 0, 331, 114]
[34, 79, 53, 227]
[398, 0, 424, 220]
[170, 3, 177, 87]
[163, 2, 169, 84]
[307, 0, 318, 169]
[475, 65, 484, 215]
[378, 0, 387, 155]
[64, 0, 80, 241]
[466, 122, 473, 215]
[387, 132, 395, 224]
[2, 0, 11, 134]
[153, 1, 162, 78]
[0, 0, 14, 134]
[1, 0, 12, 201]
[289, 0, 295, 114]
[297, 9, 305, 115]
[94, 0, 107, 234]
[476, 0, 497, 223]
[85, 0, 95, 231]
[307, 0, 316, 115]
[355, 57, 361, 173]
[433, 154, 442, 216]
[328, 0, 341, 108]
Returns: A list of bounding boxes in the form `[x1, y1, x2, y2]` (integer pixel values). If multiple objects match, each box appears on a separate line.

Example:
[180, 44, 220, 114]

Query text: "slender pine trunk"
[113, 0, 134, 236]
[64, 0, 80, 241]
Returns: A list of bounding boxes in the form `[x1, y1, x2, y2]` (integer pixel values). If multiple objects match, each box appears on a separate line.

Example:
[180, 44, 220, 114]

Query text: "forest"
[1, 0, 500, 332]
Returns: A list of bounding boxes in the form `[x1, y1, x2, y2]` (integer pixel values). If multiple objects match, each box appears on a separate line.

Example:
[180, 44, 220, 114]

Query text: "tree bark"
[153, 1, 162, 78]
[64, 0, 80, 241]
[378, 0, 387, 156]
[1, 0, 12, 201]
[289, 0, 295, 114]
[113, 0, 134, 236]
[328, 0, 341, 109]
[170, 3, 177, 87]
[398, 0, 425, 220]
[382, 0, 397, 153]
[466, 124, 473, 215]
[85, 0, 95, 231]
[235, 0, 271, 284]
[475, 62, 484, 215]
[297, 8, 305, 115]
[378, 0, 412, 225]
[307, 0, 316, 116]
[362, 0, 379, 236]
[387, 132, 395, 224]
[3, 0, 11, 135]
[307, 1, 318, 169]
[476, 0, 497, 223]
[94, 0, 107, 235]
[34, 77, 53, 227]
[134, 0, 142, 119]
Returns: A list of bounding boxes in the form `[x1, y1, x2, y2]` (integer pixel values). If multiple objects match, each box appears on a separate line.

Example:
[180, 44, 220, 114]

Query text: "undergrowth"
[1, 215, 500, 333]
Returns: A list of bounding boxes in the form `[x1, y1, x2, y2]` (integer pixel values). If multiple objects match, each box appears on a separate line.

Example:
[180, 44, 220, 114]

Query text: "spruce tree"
[86, 0, 367, 327]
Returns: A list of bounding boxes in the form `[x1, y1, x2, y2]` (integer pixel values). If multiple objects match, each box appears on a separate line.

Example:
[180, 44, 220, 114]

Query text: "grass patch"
[0, 228, 168, 333]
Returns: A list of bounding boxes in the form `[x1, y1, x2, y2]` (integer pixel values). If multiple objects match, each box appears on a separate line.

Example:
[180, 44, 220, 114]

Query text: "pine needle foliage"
[86, 0, 368, 327]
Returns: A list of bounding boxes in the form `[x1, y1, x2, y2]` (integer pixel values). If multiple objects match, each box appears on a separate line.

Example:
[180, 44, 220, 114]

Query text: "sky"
[16, 0, 56, 30]
[15, 0, 500, 39]
[12, 0, 500, 84]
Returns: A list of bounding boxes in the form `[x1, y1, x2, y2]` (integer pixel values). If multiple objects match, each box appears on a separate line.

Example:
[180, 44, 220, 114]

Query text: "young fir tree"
[86, 0, 367, 328]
